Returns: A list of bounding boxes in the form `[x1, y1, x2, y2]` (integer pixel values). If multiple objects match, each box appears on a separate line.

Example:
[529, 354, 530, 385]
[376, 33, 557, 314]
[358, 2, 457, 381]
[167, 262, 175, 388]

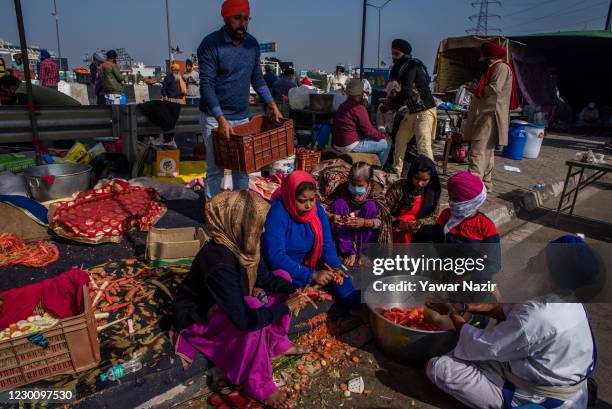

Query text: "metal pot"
[365, 275, 469, 367]
[24, 163, 92, 202]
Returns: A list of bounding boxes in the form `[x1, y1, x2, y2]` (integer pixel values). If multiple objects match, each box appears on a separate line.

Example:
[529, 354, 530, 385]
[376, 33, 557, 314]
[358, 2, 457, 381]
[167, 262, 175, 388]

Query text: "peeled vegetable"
[382, 307, 441, 331]
[0, 313, 58, 340]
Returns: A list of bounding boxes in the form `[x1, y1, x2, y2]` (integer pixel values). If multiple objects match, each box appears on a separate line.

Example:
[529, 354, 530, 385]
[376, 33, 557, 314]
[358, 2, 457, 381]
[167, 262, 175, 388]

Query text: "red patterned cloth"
[0, 268, 90, 330]
[39, 58, 60, 88]
[49, 180, 166, 244]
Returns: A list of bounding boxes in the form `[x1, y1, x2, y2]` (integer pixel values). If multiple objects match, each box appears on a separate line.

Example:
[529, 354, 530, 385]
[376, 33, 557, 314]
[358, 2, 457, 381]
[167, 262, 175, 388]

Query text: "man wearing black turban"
[389, 39, 437, 176]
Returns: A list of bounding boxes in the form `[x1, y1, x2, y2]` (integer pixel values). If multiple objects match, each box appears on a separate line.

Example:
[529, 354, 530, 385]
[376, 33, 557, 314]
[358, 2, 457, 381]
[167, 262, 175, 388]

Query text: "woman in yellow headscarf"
[172, 191, 308, 408]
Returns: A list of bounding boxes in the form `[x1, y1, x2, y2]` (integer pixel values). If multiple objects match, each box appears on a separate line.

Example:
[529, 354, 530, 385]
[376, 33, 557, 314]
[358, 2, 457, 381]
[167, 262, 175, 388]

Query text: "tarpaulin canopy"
[433, 35, 526, 94]
[509, 30, 612, 113]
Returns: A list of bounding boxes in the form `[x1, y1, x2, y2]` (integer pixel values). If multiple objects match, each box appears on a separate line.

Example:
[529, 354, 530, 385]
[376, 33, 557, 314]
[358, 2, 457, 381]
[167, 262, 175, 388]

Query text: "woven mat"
[30, 259, 188, 397]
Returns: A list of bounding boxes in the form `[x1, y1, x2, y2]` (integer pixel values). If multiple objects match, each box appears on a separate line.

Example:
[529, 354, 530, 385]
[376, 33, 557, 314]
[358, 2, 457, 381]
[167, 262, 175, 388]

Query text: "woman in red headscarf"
[262, 171, 360, 307]
[463, 41, 520, 191]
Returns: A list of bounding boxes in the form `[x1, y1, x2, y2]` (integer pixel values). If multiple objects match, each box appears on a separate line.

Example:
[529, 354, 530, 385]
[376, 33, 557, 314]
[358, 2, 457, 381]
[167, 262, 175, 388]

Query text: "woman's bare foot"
[284, 344, 311, 356]
[264, 390, 292, 408]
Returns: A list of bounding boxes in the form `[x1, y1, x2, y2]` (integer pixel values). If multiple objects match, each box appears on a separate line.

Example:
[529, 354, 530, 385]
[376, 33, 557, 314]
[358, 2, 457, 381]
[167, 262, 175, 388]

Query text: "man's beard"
[227, 25, 247, 40]
[173, 73, 180, 81]
[479, 59, 492, 74]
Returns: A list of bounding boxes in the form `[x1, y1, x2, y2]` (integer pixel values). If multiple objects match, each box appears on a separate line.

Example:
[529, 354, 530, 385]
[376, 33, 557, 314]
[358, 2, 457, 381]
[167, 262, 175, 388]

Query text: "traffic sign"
[260, 42, 277, 53]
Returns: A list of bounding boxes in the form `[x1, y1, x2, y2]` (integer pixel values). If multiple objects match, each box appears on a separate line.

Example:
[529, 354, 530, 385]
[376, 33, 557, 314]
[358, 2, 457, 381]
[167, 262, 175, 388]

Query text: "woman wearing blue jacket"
[262, 171, 360, 307]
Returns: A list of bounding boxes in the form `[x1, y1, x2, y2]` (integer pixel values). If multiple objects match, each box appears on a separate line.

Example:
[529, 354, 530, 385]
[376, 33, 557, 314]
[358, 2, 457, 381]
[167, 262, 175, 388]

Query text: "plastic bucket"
[503, 124, 527, 160]
[522, 123, 546, 159]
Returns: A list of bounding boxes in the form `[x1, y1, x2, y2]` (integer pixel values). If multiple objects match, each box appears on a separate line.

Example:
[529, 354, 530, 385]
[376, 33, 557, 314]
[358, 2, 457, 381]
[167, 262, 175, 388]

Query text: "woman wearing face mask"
[385, 155, 441, 243]
[328, 162, 386, 267]
[262, 171, 360, 307]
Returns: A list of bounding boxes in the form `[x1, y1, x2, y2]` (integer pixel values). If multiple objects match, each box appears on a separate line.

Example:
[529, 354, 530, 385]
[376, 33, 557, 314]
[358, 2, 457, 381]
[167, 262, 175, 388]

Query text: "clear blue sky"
[1, 0, 609, 72]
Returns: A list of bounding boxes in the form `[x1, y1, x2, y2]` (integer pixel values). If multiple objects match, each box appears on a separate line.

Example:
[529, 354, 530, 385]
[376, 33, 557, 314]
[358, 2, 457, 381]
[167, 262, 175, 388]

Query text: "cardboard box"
[146, 227, 207, 267]
[154, 146, 180, 177]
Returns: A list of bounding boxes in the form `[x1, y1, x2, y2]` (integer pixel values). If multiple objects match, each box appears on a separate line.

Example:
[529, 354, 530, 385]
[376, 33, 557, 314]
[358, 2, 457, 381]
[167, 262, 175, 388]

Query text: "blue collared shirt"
[197, 27, 273, 120]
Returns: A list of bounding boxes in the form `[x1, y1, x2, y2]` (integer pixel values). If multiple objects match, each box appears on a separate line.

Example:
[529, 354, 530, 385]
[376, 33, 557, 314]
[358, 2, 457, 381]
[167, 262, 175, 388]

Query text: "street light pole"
[359, 0, 367, 79]
[367, 1, 392, 69]
[377, 8, 381, 69]
[14, 0, 42, 164]
[165, 0, 173, 65]
[52, 0, 61, 67]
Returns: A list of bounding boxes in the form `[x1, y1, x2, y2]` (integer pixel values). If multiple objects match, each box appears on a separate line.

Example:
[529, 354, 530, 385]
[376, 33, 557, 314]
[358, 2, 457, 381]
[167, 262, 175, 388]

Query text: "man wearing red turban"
[221, 0, 250, 19]
[197, 0, 284, 202]
[463, 41, 519, 191]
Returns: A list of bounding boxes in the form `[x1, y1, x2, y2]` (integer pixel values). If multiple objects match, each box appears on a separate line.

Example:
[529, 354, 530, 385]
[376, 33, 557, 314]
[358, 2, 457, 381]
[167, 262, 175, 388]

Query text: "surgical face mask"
[348, 183, 367, 196]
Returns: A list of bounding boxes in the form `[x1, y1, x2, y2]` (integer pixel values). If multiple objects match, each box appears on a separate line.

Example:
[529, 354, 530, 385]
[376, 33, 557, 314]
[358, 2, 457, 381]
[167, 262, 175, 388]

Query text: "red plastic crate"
[212, 116, 294, 174]
[0, 285, 100, 391]
[295, 149, 322, 173]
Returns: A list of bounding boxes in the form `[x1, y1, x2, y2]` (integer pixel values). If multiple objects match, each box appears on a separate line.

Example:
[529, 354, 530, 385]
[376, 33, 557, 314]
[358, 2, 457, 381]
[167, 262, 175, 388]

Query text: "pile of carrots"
[88, 262, 158, 329]
[73, 67, 90, 75]
[0, 233, 59, 268]
[382, 307, 441, 331]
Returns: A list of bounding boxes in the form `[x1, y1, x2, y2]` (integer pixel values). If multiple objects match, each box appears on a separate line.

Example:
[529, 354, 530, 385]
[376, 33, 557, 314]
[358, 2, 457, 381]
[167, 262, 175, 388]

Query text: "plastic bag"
[0, 171, 29, 197]
[129, 177, 200, 201]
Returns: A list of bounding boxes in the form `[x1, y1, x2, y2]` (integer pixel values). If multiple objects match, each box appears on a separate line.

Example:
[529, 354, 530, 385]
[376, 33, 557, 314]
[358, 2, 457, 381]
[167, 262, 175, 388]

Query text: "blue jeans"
[201, 114, 250, 201]
[350, 138, 391, 165]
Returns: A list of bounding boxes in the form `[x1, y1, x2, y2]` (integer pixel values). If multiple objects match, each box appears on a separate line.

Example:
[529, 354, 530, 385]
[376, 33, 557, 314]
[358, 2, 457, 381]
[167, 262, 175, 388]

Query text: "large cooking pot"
[24, 163, 92, 202]
[365, 275, 470, 367]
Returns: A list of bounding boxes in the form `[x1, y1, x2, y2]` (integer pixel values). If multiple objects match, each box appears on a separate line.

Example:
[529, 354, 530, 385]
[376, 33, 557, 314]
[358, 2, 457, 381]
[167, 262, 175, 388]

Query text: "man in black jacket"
[389, 39, 437, 175]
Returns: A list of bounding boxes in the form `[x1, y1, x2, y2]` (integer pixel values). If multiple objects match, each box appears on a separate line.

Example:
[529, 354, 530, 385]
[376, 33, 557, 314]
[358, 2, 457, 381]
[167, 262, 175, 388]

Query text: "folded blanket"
[49, 179, 166, 244]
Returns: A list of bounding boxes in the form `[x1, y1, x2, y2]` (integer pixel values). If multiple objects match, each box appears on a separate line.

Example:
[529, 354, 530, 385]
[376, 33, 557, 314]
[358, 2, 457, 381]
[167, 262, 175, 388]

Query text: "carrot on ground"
[125, 285, 142, 301]
[102, 302, 130, 312]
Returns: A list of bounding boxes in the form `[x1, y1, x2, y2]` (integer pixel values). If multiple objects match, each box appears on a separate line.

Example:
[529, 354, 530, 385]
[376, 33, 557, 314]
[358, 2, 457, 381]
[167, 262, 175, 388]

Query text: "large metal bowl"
[24, 163, 91, 202]
[365, 275, 469, 367]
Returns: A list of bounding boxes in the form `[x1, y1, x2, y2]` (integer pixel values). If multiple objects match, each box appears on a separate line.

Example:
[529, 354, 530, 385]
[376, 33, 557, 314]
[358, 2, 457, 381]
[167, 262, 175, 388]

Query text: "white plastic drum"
[522, 123, 546, 159]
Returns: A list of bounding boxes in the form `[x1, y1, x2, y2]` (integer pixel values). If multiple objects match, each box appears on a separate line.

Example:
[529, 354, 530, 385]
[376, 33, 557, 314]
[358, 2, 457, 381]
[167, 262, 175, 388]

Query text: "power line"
[508, 15, 604, 34]
[554, 15, 605, 29]
[504, 1, 607, 30]
[466, 0, 502, 35]
[502, 0, 560, 19]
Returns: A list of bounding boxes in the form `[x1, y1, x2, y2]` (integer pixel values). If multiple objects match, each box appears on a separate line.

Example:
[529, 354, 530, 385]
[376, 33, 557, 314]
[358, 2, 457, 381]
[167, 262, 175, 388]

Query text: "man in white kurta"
[328, 66, 349, 92]
[426, 301, 594, 409]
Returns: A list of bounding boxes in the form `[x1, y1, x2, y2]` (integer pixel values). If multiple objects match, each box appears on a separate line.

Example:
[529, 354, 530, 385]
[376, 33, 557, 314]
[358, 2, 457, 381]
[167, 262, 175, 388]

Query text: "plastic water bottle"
[100, 358, 142, 382]
[534, 183, 546, 189]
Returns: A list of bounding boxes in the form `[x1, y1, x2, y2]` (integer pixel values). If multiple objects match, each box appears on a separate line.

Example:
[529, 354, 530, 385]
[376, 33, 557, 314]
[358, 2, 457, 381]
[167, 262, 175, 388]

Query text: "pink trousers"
[172, 270, 292, 401]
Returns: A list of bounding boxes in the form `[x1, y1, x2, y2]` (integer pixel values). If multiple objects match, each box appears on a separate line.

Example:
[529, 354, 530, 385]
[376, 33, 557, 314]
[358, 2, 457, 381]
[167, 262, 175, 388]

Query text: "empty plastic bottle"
[100, 358, 142, 382]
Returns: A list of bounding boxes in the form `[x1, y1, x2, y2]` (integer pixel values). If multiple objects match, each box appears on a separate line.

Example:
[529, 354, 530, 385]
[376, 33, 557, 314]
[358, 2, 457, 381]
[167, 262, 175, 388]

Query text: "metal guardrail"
[0, 106, 116, 143]
[0, 103, 268, 176]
